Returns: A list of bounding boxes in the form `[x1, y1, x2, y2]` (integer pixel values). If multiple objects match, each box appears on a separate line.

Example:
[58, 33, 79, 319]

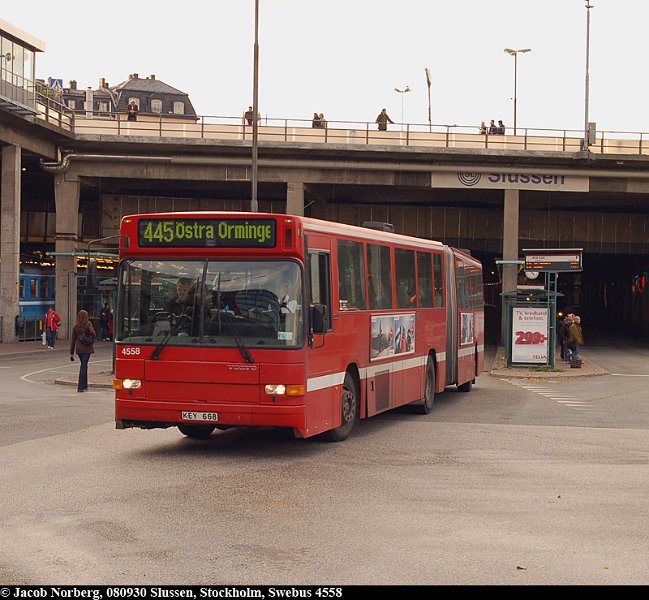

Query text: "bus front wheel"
[178, 424, 215, 439]
[323, 372, 358, 442]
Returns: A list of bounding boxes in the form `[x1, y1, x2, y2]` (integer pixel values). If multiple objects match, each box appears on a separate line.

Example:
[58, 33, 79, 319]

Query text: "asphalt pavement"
[0, 339, 115, 388]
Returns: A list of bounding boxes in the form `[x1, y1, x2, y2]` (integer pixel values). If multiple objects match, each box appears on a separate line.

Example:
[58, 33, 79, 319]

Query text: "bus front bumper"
[115, 398, 306, 431]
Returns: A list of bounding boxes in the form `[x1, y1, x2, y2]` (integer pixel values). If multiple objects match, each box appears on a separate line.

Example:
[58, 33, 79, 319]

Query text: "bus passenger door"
[305, 239, 336, 436]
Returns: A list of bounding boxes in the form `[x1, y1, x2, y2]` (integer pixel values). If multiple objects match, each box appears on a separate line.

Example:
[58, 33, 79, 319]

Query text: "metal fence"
[68, 111, 649, 156]
[17, 317, 43, 343]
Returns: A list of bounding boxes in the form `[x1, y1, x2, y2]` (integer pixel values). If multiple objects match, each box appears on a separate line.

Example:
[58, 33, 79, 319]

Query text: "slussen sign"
[138, 218, 277, 248]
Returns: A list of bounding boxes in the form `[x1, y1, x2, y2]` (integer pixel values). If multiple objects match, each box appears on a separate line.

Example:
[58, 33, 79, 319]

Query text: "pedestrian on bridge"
[126, 100, 138, 122]
[376, 108, 394, 131]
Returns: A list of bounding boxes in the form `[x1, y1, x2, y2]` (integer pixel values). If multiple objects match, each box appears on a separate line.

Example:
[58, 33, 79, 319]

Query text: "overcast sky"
[4, 1, 645, 133]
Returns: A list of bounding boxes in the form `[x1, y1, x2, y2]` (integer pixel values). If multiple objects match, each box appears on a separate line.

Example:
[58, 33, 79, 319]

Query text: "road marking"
[610, 373, 649, 377]
[20, 358, 112, 383]
[501, 378, 599, 413]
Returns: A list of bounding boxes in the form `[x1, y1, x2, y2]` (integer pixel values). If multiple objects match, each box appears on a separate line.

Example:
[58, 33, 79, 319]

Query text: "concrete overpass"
[3, 106, 649, 342]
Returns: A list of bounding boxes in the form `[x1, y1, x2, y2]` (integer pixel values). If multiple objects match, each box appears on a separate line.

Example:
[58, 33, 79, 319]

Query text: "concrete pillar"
[286, 181, 305, 216]
[501, 188, 520, 343]
[0, 145, 21, 343]
[54, 172, 80, 340]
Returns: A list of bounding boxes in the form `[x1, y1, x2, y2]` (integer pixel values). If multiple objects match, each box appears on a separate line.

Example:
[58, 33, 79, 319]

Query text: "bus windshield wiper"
[224, 319, 254, 364]
[151, 331, 172, 360]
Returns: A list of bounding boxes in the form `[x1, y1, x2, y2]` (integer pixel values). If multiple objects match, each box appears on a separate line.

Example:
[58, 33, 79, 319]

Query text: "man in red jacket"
[44, 306, 61, 349]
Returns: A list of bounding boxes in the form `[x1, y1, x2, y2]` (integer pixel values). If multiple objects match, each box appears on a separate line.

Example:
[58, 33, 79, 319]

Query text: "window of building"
[98, 101, 109, 113]
[337, 240, 366, 310]
[367, 244, 392, 310]
[67, 99, 76, 110]
[39, 278, 49, 298]
[173, 101, 184, 114]
[151, 99, 162, 113]
[12, 44, 24, 88]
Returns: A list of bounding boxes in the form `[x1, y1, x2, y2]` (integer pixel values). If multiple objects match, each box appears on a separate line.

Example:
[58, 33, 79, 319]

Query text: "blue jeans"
[46, 328, 56, 348]
[77, 353, 91, 391]
[571, 345, 580, 361]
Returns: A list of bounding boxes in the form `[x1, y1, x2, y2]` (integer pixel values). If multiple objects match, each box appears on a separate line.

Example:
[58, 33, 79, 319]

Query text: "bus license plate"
[181, 411, 218, 422]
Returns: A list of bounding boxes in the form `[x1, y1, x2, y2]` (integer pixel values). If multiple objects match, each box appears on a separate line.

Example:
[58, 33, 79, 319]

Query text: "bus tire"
[178, 424, 215, 439]
[418, 358, 436, 414]
[323, 372, 358, 442]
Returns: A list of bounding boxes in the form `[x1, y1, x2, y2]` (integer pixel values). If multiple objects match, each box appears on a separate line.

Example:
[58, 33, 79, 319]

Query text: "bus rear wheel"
[418, 358, 436, 414]
[323, 372, 358, 442]
[178, 424, 215, 439]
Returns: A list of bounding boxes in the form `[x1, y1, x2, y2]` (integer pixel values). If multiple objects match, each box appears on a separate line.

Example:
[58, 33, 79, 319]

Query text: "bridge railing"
[60, 111, 649, 155]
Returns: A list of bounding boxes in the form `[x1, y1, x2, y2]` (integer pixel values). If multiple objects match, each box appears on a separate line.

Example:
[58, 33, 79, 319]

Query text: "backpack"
[79, 327, 93, 346]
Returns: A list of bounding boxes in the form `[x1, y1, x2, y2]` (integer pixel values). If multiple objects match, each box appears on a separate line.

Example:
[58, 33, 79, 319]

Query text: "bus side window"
[367, 244, 392, 310]
[395, 248, 416, 309]
[417, 251, 433, 308]
[309, 251, 332, 328]
[433, 253, 444, 307]
[337, 240, 366, 310]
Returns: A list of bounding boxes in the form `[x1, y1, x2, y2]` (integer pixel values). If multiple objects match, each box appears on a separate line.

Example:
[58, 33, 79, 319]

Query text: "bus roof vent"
[362, 221, 395, 233]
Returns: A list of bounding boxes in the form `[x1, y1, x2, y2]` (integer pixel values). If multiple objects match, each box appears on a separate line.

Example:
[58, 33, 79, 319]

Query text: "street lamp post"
[393, 86, 411, 131]
[504, 48, 531, 135]
[425, 68, 432, 132]
[584, 2, 594, 151]
[251, 0, 260, 212]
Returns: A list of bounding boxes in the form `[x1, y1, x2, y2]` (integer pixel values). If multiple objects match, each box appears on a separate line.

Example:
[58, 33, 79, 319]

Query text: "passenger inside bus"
[166, 278, 194, 315]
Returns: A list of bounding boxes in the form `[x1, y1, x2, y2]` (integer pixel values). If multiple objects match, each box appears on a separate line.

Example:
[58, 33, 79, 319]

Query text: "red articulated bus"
[114, 212, 484, 441]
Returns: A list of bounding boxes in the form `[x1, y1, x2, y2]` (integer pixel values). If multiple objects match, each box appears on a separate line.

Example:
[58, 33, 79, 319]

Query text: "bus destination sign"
[138, 218, 277, 248]
[523, 248, 583, 273]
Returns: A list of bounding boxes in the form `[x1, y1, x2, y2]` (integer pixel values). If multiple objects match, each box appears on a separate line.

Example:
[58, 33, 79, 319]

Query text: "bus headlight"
[264, 384, 304, 397]
[114, 379, 142, 390]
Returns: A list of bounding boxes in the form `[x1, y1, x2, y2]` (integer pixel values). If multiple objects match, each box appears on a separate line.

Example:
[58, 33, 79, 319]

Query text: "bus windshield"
[117, 259, 304, 348]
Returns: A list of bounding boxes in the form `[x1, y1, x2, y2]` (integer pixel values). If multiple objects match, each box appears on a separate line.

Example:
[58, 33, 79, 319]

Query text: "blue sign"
[47, 78, 63, 92]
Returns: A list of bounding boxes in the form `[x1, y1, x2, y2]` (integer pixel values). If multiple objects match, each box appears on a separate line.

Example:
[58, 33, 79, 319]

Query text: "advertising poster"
[511, 307, 549, 364]
[371, 314, 415, 360]
[460, 312, 474, 345]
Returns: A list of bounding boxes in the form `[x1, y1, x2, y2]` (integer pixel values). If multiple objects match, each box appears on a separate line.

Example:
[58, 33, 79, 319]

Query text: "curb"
[488, 346, 609, 379]
[54, 378, 114, 389]
[0, 349, 69, 361]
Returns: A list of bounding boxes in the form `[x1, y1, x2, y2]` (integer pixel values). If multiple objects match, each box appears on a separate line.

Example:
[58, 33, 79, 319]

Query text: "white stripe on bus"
[308, 351, 454, 392]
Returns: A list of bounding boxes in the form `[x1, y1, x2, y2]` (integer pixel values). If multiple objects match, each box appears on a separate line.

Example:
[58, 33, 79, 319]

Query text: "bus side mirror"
[310, 304, 328, 334]
[87, 258, 98, 288]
